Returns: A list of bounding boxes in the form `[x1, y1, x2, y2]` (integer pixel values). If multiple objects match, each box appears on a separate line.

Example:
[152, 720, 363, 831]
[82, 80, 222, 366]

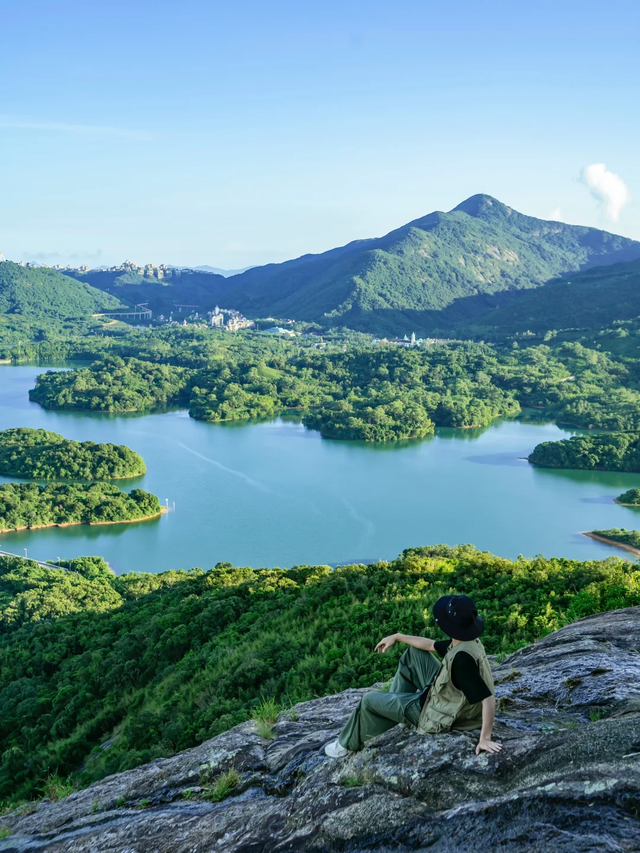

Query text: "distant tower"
[411, 332, 416, 345]
[0, 252, 6, 262]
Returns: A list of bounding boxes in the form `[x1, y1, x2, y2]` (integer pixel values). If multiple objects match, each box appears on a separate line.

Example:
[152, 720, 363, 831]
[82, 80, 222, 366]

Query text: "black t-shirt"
[419, 641, 491, 708]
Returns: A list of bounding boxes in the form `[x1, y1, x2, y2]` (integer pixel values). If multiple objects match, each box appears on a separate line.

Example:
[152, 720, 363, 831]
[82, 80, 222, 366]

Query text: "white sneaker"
[324, 739, 349, 758]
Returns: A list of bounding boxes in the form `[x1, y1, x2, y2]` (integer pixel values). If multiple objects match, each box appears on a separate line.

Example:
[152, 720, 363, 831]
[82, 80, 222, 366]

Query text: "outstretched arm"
[375, 633, 436, 653]
[475, 696, 502, 754]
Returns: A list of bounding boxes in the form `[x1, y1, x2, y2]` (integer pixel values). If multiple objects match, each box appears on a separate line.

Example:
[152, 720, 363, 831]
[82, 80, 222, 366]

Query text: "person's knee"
[399, 647, 412, 665]
[361, 692, 374, 710]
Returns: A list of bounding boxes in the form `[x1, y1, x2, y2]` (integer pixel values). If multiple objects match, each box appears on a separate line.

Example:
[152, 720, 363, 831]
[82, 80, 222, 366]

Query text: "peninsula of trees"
[0, 428, 146, 480]
[587, 528, 640, 554]
[0, 543, 637, 805]
[528, 433, 640, 472]
[0, 482, 161, 533]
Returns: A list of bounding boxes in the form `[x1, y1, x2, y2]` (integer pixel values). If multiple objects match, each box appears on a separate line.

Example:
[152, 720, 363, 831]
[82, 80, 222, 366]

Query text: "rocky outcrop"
[2, 607, 640, 852]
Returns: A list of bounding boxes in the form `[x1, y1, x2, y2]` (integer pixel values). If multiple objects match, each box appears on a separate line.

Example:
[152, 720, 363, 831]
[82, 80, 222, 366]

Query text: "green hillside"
[67, 268, 227, 316]
[0, 262, 124, 320]
[207, 195, 640, 335]
[0, 545, 637, 802]
[470, 257, 640, 334]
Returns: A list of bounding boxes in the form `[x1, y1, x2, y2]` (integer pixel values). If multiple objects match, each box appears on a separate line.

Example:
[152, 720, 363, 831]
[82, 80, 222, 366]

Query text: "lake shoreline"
[582, 531, 640, 559]
[0, 471, 145, 482]
[0, 507, 165, 535]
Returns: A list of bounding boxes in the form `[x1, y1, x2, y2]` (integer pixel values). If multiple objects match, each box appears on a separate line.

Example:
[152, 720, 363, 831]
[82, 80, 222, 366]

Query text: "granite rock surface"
[2, 607, 639, 852]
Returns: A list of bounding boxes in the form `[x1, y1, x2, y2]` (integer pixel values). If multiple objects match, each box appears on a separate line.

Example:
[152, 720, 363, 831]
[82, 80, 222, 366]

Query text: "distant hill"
[192, 265, 254, 277]
[0, 262, 124, 320]
[471, 257, 640, 334]
[66, 268, 227, 316]
[201, 195, 640, 335]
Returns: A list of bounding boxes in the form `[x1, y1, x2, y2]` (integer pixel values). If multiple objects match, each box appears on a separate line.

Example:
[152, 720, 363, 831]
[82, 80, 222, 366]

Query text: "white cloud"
[580, 163, 630, 223]
[547, 207, 563, 221]
[0, 115, 150, 141]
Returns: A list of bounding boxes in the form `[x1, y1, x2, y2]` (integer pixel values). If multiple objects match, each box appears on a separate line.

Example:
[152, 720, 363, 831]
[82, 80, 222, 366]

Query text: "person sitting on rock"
[324, 594, 502, 758]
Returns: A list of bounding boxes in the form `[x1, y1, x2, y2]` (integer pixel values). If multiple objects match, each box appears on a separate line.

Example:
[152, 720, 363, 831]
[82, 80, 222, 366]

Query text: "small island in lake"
[528, 433, 640, 472]
[615, 488, 640, 506]
[583, 527, 640, 558]
[0, 482, 162, 533]
[0, 428, 146, 480]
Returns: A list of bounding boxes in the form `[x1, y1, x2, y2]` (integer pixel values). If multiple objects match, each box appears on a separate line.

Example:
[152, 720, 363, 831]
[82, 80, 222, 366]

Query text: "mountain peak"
[452, 194, 508, 217]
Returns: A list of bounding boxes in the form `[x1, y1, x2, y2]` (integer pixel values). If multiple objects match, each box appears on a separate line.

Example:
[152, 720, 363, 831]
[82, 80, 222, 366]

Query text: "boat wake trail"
[340, 497, 375, 549]
[172, 441, 271, 493]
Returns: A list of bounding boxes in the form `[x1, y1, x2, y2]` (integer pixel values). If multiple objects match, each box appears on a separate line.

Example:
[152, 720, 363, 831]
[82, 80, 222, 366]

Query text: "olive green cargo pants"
[338, 646, 441, 752]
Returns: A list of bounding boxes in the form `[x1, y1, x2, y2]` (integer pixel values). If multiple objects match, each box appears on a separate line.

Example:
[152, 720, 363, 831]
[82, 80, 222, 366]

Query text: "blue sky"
[2, 0, 639, 269]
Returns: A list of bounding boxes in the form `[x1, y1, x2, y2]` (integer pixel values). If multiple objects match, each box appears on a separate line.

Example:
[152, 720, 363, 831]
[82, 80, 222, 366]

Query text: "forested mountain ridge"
[470, 256, 640, 334]
[202, 195, 640, 335]
[0, 262, 125, 319]
[66, 267, 227, 316]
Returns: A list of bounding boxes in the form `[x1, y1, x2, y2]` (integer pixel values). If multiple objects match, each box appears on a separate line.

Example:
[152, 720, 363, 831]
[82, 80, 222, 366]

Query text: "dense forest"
[0, 544, 637, 805]
[0, 428, 146, 480]
[472, 257, 640, 335]
[528, 432, 640, 472]
[0, 482, 161, 532]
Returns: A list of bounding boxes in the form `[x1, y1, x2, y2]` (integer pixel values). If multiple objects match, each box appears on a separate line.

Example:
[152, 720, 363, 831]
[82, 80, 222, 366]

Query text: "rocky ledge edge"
[2, 607, 640, 852]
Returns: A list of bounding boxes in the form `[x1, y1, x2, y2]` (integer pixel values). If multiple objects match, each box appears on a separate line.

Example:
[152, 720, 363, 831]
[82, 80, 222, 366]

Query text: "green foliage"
[0, 428, 145, 480]
[0, 261, 124, 320]
[200, 768, 240, 802]
[529, 433, 640, 472]
[40, 773, 74, 802]
[22, 320, 640, 440]
[340, 766, 376, 787]
[252, 697, 280, 739]
[0, 555, 121, 631]
[0, 482, 161, 535]
[616, 488, 640, 506]
[30, 357, 191, 413]
[28, 340, 527, 440]
[196, 194, 640, 335]
[591, 528, 640, 550]
[473, 257, 640, 335]
[0, 544, 638, 805]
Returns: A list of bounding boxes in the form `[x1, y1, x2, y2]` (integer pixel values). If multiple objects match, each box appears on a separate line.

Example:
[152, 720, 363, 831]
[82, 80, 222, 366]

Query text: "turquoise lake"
[1, 364, 639, 574]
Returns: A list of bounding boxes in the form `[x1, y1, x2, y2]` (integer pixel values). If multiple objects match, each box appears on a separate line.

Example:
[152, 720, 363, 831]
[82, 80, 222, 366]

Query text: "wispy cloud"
[547, 207, 564, 222]
[22, 249, 103, 262]
[580, 163, 630, 223]
[0, 115, 150, 141]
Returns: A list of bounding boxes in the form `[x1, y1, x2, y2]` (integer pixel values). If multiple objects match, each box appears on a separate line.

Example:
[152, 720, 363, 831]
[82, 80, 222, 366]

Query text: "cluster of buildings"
[155, 306, 254, 332]
[109, 261, 184, 279]
[372, 333, 421, 347]
[371, 334, 455, 347]
[9, 259, 219, 280]
[260, 326, 297, 337]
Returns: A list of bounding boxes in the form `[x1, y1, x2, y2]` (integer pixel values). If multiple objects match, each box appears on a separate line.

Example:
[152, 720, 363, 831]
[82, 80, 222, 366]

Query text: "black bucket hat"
[433, 595, 484, 641]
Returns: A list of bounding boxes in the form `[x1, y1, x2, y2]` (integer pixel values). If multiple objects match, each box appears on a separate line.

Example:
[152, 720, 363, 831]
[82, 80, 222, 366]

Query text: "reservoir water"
[1, 364, 639, 573]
